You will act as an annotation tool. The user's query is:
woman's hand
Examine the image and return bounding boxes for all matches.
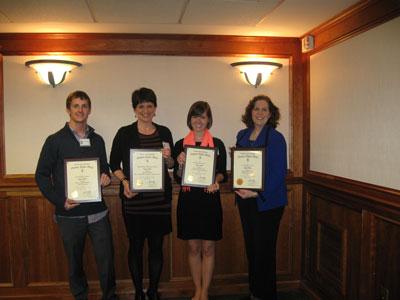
[64,198,80,210]
[176,151,186,177]
[177,151,186,165]
[100,173,111,187]
[162,147,171,159]
[235,189,258,199]
[206,182,220,193]
[206,174,223,193]
[162,147,174,168]
[122,179,138,199]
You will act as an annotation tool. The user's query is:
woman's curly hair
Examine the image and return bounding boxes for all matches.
[241,95,280,128]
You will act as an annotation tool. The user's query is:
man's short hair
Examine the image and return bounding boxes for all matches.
[66,91,91,109]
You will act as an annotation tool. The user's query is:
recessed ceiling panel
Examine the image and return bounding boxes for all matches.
[182,0,280,26]
[88,0,186,24]
[0,0,92,22]
[257,0,360,36]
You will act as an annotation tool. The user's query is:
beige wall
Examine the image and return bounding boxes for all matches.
[310,17,400,189]
[4,55,289,174]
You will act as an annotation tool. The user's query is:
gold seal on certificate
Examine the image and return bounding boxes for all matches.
[232,148,265,191]
[182,146,216,188]
[130,149,164,192]
[64,158,101,202]
[236,178,244,186]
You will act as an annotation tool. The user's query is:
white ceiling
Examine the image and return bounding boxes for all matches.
[0,0,361,37]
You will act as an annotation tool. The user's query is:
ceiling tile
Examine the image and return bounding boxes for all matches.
[0,11,10,23]
[257,0,360,36]
[182,0,281,26]
[0,0,92,22]
[88,0,186,24]
[0,0,363,37]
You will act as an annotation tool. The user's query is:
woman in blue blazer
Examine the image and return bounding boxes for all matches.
[235,95,288,300]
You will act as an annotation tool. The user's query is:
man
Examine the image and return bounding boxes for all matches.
[35,90,117,300]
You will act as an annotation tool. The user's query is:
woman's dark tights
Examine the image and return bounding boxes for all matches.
[128,235,164,294]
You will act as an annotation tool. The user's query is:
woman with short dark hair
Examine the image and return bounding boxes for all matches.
[173,101,227,300]
[235,95,287,300]
[110,87,174,300]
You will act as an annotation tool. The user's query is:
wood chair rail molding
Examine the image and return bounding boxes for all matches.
[0,174,303,195]
[304,171,400,220]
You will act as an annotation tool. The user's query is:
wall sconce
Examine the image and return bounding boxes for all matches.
[230,61,282,88]
[25,59,82,88]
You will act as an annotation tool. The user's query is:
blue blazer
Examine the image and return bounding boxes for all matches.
[236,125,288,211]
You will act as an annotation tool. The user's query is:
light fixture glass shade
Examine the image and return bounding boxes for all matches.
[230,61,282,88]
[25,59,82,87]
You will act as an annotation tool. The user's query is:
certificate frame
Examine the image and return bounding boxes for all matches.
[64,157,101,203]
[182,145,217,188]
[231,147,265,191]
[129,148,165,192]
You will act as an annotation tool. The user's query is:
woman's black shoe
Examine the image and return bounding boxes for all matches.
[146,290,160,300]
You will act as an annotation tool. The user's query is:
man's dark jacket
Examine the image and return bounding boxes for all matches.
[35,123,109,216]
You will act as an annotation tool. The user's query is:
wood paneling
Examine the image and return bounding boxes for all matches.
[316,221,347,293]
[305,188,361,300]
[8,196,27,288]
[303,178,400,300]
[290,52,305,178]
[0,34,298,56]
[24,196,68,284]
[104,194,131,281]
[170,191,190,280]
[0,181,302,299]
[0,54,4,177]
[276,187,302,278]
[0,195,12,287]
[214,192,247,277]
[374,215,400,300]
[302,0,400,54]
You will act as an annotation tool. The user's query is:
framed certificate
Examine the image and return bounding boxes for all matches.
[182,146,216,188]
[130,149,164,192]
[64,158,101,203]
[232,148,265,191]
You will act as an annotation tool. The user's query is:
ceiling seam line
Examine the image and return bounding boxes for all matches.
[178,0,190,24]
[0,9,12,22]
[84,0,98,23]
[255,0,286,27]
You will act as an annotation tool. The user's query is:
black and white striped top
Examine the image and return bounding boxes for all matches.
[124,130,172,216]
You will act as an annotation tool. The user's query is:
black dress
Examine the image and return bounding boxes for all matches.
[173,138,227,241]
[109,122,173,238]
